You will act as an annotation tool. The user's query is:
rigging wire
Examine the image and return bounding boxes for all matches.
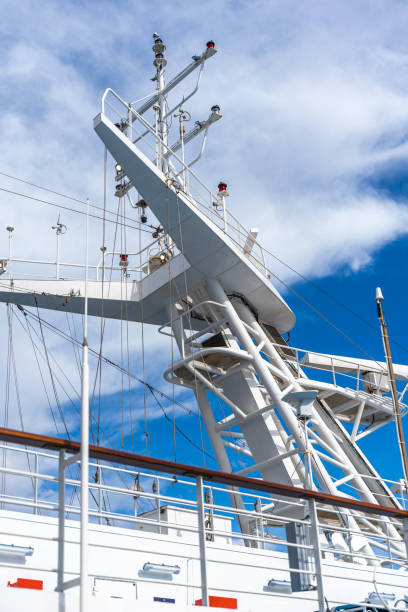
[65,311,82,380]
[14,304,212,468]
[263,264,382,364]
[12,304,209,462]
[166,185,177,462]
[122,196,135,452]
[9,313,36,495]
[12,305,128,519]
[1,304,12,505]
[137,187,149,455]
[0,170,142,231]
[18,306,61,434]
[11,306,84,511]
[148,386,215,460]
[260,242,408,355]
[19,305,194,414]
[1,170,407,357]
[120,198,125,449]
[0,185,152,234]
[92,197,122,446]
[34,299,70,439]
[1,179,404,365]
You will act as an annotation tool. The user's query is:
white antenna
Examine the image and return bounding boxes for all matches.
[152,33,168,172]
[6,225,14,281]
[52,214,67,280]
[80,198,90,612]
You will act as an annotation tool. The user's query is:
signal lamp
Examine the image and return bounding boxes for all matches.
[206,41,215,49]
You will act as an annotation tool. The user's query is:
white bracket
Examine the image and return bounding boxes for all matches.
[243,228,259,256]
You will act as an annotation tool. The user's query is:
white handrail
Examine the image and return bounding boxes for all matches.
[100,89,270,277]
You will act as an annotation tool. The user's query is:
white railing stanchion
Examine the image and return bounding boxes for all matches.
[309,499,325,612]
[403,517,408,560]
[196,476,209,606]
[34,452,39,515]
[98,465,102,525]
[57,449,66,592]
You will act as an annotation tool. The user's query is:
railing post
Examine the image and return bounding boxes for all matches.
[402,517,408,560]
[34,453,39,515]
[57,449,66,592]
[98,465,102,525]
[196,476,209,606]
[308,498,325,612]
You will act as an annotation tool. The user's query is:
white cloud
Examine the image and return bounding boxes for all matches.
[1,0,408,439]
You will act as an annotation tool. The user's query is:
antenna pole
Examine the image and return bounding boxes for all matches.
[6,226,14,281]
[376,287,408,492]
[56,220,60,280]
[52,215,67,280]
[80,198,90,612]
[152,34,168,173]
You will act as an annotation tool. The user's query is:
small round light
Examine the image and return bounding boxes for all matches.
[211,105,220,113]
[218,182,227,192]
[115,163,122,173]
[206,41,215,49]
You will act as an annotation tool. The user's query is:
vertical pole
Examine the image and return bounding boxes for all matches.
[303,418,325,612]
[308,498,325,612]
[221,194,227,232]
[157,66,167,174]
[153,104,160,168]
[196,476,209,606]
[402,517,408,560]
[6,226,14,280]
[34,453,39,515]
[56,230,60,280]
[152,35,168,173]
[80,199,90,612]
[376,287,408,492]
[98,465,102,526]
[57,449,66,592]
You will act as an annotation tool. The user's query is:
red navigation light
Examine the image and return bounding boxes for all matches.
[114,123,121,130]
[119,254,128,266]
[218,182,227,193]
[206,41,215,49]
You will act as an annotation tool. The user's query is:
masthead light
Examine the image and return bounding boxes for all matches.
[206,41,215,49]
[218,182,229,198]
[115,163,122,173]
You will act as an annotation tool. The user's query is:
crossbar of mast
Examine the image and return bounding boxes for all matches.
[135,49,216,118]
[0,427,406,520]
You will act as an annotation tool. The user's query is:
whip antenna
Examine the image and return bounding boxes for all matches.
[376,286,408,493]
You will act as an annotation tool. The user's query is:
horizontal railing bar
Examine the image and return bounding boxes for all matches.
[0,427,405,519]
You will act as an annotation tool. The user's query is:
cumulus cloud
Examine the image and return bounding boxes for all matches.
[1,0,408,441]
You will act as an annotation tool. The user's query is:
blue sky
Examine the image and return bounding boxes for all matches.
[1,0,408,492]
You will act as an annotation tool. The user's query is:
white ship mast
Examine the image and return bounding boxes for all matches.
[1,33,408,568]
